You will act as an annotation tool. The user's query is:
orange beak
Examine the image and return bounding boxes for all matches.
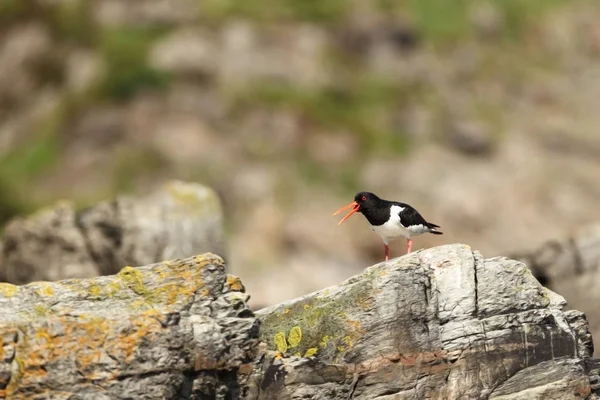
[333,201,360,225]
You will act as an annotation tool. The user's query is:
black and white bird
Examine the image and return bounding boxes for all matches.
[333,191,443,261]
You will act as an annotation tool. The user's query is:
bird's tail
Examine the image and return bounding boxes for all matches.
[427,222,443,235]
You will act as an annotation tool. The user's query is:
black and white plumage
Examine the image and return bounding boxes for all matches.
[333,191,443,261]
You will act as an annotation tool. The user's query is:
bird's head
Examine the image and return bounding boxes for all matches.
[333,191,380,225]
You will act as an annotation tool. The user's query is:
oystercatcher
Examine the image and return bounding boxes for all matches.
[333,191,443,261]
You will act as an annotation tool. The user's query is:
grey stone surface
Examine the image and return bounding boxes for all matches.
[0,181,226,284]
[490,360,590,400]
[0,253,258,399]
[0,243,597,399]
[512,224,600,352]
[252,244,597,399]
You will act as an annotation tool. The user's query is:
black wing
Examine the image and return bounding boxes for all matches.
[396,203,438,228]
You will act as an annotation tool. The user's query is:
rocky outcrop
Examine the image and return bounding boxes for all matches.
[512,224,600,355]
[0,244,596,399]
[0,253,258,399]
[252,244,597,399]
[3,1,600,309]
[0,181,225,284]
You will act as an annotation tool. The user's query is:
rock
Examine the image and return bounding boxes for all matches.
[0,244,597,398]
[65,50,104,94]
[306,131,359,166]
[0,23,52,106]
[489,360,591,399]
[469,2,504,40]
[218,22,330,89]
[94,0,199,27]
[511,224,600,354]
[445,120,495,156]
[0,181,225,284]
[251,244,597,399]
[149,28,218,77]
[0,253,260,399]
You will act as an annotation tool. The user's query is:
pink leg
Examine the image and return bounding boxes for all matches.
[406,239,413,254]
[384,244,389,261]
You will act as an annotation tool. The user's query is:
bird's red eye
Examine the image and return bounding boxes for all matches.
[362,196,367,201]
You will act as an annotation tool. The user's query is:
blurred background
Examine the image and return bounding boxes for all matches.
[1,0,600,310]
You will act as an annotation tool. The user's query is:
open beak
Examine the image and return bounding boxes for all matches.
[333,201,360,225]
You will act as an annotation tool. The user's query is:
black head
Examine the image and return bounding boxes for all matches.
[354,191,381,213]
[333,191,384,225]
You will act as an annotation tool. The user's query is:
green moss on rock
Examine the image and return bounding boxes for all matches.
[117,266,150,297]
[258,275,376,361]
[165,181,222,218]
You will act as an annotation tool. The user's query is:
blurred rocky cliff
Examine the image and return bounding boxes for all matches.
[2,0,600,309]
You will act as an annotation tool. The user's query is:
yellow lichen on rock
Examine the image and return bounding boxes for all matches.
[192,252,223,269]
[130,300,148,310]
[156,266,169,280]
[6,355,25,394]
[35,329,53,349]
[287,326,302,348]
[110,315,160,363]
[304,347,318,357]
[166,181,222,218]
[226,275,245,292]
[357,292,375,311]
[274,332,288,353]
[337,335,354,352]
[346,319,365,337]
[0,283,18,297]
[34,283,54,297]
[88,284,101,297]
[105,281,122,297]
[33,304,50,316]
[117,266,149,297]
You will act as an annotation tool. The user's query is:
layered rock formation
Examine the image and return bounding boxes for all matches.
[0,253,258,399]
[3,1,600,310]
[0,181,225,284]
[253,244,597,399]
[512,224,600,357]
[0,244,597,399]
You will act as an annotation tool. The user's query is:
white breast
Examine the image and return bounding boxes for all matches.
[370,205,429,243]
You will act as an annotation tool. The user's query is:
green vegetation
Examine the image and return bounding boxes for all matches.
[0,179,28,226]
[407,0,474,45]
[95,28,172,101]
[0,0,578,226]
[499,0,567,41]
[112,146,168,193]
[0,3,175,224]
[0,136,60,182]
[235,78,416,155]
[46,0,97,46]
[200,0,567,38]
[390,0,568,46]
[0,0,34,25]
[0,134,62,225]
[200,0,349,23]
[0,0,95,46]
